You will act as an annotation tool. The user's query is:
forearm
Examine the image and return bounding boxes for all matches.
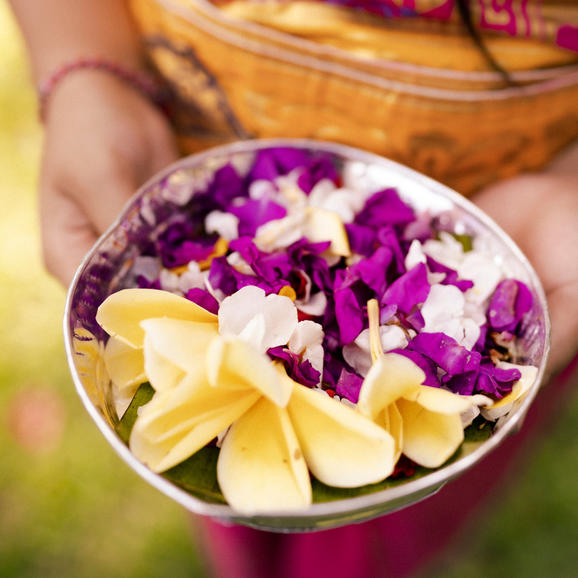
[8,0,145,82]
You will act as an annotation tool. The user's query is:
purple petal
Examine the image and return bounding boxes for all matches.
[476,361,522,399]
[334,285,365,344]
[137,275,161,290]
[297,154,340,194]
[249,148,310,182]
[350,247,393,298]
[335,368,364,403]
[381,263,430,315]
[393,348,440,387]
[209,163,246,208]
[444,370,478,395]
[228,198,287,237]
[345,223,377,257]
[185,288,219,314]
[355,188,415,228]
[409,332,481,377]
[487,279,533,332]
[267,346,320,388]
[229,237,293,283]
[208,256,261,296]
[376,226,406,278]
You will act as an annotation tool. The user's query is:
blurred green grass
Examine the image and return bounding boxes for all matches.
[0,4,576,578]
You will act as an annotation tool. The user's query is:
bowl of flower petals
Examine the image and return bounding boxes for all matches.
[65,139,550,532]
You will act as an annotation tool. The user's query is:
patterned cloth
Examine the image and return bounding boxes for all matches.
[211,0,578,53]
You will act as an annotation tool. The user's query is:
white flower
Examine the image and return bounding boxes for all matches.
[307,180,364,223]
[159,261,206,295]
[421,232,504,305]
[343,325,408,377]
[205,210,239,241]
[420,284,481,350]
[218,285,298,353]
[288,320,325,381]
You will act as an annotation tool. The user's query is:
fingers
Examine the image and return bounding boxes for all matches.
[39,183,99,286]
[547,281,578,374]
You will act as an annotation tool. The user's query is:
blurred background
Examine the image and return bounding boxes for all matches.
[0,3,577,577]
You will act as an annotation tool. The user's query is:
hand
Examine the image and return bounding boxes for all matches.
[40,71,179,285]
[473,154,578,375]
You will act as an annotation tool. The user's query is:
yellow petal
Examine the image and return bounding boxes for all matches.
[304,207,351,257]
[103,335,145,392]
[96,288,217,348]
[130,373,260,473]
[217,398,312,513]
[288,385,396,487]
[142,332,186,392]
[141,318,218,374]
[397,398,464,468]
[377,403,403,463]
[206,337,292,406]
[357,353,426,420]
[406,385,478,415]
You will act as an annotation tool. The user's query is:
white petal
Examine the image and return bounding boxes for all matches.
[297,291,327,316]
[218,286,267,338]
[308,182,362,223]
[237,313,267,350]
[422,232,464,270]
[205,210,239,241]
[218,286,298,351]
[288,384,396,487]
[227,252,255,275]
[343,326,409,378]
[421,284,465,334]
[459,251,503,304]
[404,239,426,271]
[254,213,305,252]
[217,398,312,513]
[288,320,325,377]
[262,292,299,350]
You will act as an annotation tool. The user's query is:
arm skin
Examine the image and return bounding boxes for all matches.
[8,0,179,284]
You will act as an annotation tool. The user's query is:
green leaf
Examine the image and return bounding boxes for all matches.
[163,447,226,504]
[116,382,155,444]
[451,232,473,253]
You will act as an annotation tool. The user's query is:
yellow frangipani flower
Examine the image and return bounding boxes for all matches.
[96,287,396,513]
[357,300,491,468]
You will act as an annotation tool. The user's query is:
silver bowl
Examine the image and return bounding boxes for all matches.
[64,138,550,532]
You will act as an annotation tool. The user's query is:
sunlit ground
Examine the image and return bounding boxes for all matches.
[0,4,576,577]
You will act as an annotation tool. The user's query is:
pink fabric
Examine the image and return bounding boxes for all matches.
[197,357,577,578]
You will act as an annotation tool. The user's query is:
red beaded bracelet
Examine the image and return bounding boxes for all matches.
[38,57,167,122]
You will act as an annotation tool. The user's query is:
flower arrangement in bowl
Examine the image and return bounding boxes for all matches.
[65,139,550,532]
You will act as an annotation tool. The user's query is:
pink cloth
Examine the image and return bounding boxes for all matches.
[197,358,577,578]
